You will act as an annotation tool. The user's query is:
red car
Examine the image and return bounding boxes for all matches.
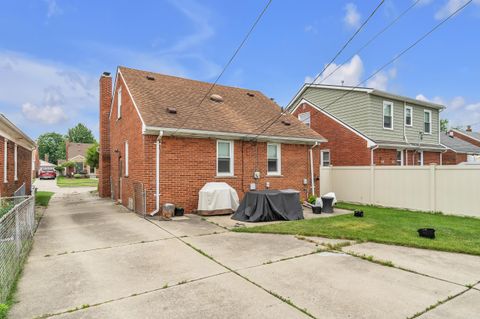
[39,168,56,180]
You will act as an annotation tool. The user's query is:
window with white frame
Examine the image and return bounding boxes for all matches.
[125,141,129,177]
[396,150,403,166]
[405,106,413,126]
[217,140,233,176]
[117,87,122,119]
[424,110,432,134]
[267,143,281,175]
[14,144,17,181]
[417,151,424,166]
[3,139,7,183]
[383,101,393,129]
[321,150,331,167]
[298,112,311,127]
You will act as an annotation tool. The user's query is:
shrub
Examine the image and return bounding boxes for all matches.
[0,304,9,319]
[74,174,82,179]
[307,195,317,205]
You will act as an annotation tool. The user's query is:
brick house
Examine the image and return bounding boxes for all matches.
[451,126,480,148]
[440,131,480,164]
[62,142,96,176]
[286,84,446,167]
[0,114,36,197]
[98,67,326,214]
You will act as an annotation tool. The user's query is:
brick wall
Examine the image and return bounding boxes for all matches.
[98,73,113,197]
[374,148,440,166]
[452,131,480,147]
[292,103,371,166]
[0,137,32,197]
[442,150,467,165]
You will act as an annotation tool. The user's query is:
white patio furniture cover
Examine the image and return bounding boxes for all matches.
[198,182,240,212]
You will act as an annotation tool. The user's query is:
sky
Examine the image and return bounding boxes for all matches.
[0,0,479,140]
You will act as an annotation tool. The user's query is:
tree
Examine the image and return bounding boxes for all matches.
[37,132,66,165]
[85,142,99,169]
[66,123,96,143]
[440,119,449,132]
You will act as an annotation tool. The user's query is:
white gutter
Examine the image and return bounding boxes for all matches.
[370,145,379,166]
[309,142,319,196]
[150,131,163,216]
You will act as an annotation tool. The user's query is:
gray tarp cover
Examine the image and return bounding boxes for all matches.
[232,190,304,222]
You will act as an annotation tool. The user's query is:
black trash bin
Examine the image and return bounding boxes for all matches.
[321,196,334,214]
[311,206,322,214]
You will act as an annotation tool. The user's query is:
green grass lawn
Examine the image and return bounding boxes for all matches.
[235,202,480,256]
[56,176,98,188]
[35,191,54,207]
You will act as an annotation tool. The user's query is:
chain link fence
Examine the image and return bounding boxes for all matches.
[133,182,146,217]
[0,196,35,303]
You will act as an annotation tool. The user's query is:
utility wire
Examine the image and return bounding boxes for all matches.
[249,0,385,140]
[171,0,273,137]
[278,0,473,135]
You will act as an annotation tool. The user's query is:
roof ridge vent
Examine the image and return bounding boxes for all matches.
[146,75,155,81]
[210,94,224,103]
[166,107,177,114]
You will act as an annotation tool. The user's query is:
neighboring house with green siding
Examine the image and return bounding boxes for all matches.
[287,84,446,166]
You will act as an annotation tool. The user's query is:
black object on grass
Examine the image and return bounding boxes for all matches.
[418,228,435,239]
[354,210,364,217]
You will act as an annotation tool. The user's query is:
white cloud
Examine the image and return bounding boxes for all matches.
[304,25,318,34]
[305,55,397,90]
[435,0,480,20]
[44,0,62,18]
[21,103,67,124]
[344,3,361,28]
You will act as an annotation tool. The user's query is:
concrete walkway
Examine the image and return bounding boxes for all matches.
[9,185,480,318]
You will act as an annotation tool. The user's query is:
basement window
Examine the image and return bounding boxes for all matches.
[267,143,281,175]
[117,87,122,119]
[298,112,311,127]
[217,140,233,176]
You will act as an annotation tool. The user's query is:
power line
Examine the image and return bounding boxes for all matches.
[278,0,473,136]
[249,0,385,140]
[171,0,273,137]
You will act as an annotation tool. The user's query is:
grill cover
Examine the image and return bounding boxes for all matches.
[197,182,239,215]
[232,189,304,222]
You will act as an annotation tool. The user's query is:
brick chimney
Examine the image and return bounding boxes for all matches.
[466,125,472,132]
[98,71,112,197]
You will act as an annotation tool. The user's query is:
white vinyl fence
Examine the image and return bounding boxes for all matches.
[0,196,35,303]
[320,165,480,217]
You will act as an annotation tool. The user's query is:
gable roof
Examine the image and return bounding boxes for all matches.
[441,133,480,154]
[452,129,480,142]
[286,83,445,111]
[66,142,93,160]
[0,114,36,150]
[117,66,326,144]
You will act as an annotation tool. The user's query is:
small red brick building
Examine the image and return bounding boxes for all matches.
[441,129,480,164]
[286,84,446,167]
[98,67,326,214]
[0,114,36,197]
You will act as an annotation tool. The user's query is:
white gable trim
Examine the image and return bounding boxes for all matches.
[69,155,86,162]
[108,68,146,128]
[452,129,480,143]
[290,99,376,148]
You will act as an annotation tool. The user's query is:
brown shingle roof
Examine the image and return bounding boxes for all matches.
[118,66,326,143]
[66,142,93,160]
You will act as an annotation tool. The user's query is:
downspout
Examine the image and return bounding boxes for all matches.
[150,131,163,216]
[370,145,379,166]
[309,142,319,196]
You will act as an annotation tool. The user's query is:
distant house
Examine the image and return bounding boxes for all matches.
[451,126,480,148]
[98,66,326,213]
[0,114,36,197]
[440,132,480,164]
[287,84,446,166]
[64,142,96,176]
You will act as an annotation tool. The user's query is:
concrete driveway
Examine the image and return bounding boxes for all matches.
[9,187,480,318]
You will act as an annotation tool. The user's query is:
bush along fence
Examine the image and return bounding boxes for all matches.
[0,196,35,303]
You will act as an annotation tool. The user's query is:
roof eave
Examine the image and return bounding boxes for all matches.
[0,114,36,150]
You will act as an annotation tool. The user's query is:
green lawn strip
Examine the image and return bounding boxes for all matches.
[56,177,98,188]
[234,202,480,256]
[35,191,54,207]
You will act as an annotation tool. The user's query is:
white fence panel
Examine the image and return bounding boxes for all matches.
[320,165,480,217]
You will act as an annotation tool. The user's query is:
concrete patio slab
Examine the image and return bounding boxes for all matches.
[304,236,355,247]
[183,232,318,270]
[56,272,310,319]
[9,239,226,319]
[418,289,480,319]
[239,253,464,319]
[346,242,480,285]
[151,214,227,237]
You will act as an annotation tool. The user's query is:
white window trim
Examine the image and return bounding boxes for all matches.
[124,141,129,177]
[418,151,424,166]
[3,139,7,183]
[14,143,17,181]
[424,110,432,135]
[298,112,311,127]
[321,150,331,167]
[117,87,122,119]
[396,149,404,166]
[267,143,282,176]
[404,106,413,127]
[216,140,234,177]
[383,101,394,130]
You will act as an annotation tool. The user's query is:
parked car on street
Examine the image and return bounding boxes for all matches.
[39,168,56,180]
